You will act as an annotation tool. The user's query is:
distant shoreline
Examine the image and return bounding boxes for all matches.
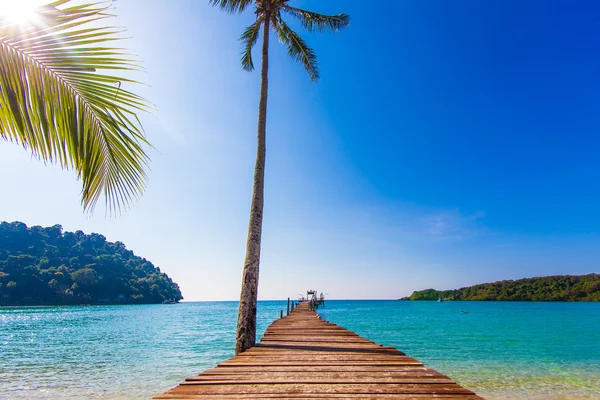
[4,298,600,307]
[401,273,599,302]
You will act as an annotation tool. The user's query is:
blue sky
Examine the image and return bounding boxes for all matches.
[1,0,599,300]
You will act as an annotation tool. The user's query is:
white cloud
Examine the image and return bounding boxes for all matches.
[421,209,487,241]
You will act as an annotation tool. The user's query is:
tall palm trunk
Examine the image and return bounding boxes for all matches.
[235,17,270,355]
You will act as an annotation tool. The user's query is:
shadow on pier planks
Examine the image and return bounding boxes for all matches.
[153,301,485,399]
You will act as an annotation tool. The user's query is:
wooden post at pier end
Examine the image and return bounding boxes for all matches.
[153,300,485,400]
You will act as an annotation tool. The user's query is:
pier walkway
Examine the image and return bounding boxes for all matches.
[153,301,484,399]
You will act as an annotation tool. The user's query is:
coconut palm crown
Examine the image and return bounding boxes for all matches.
[0,1,150,214]
[211,0,349,354]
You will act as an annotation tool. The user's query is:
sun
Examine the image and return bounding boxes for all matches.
[0,0,46,25]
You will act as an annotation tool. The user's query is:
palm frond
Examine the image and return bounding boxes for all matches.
[274,18,318,81]
[209,0,253,14]
[0,1,151,215]
[239,18,261,71]
[282,6,350,33]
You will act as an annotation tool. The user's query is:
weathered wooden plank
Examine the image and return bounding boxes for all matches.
[251,345,399,352]
[189,372,449,380]
[248,345,405,355]
[199,366,436,373]
[198,366,438,374]
[167,383,475,395]
[155,395,485,399]
[182,379,455,385]
[220,360,423,366]
[243,349,405,355]
[265,330,357,332]
[260,339,376,344]
[262,332,355,335]
[229,355,421,361]
[253,342,384,348]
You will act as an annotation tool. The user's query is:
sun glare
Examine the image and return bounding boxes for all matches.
[0,0,46,25]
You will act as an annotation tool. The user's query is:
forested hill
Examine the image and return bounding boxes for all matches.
[0,221,182,306]
[402,274,600,301]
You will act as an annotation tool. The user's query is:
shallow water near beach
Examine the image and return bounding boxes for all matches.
[1,300,598,399]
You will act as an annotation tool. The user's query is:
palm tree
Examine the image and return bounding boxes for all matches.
[211,0,349,354]
[0,1,150,214]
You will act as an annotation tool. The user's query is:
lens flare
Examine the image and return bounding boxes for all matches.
[0,0,46,25]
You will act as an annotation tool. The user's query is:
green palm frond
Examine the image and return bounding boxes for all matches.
[240,18,261,71]
[274,18,318,81]
[282,6,350,33]
[209,0,253,14]
[0,0,151,215]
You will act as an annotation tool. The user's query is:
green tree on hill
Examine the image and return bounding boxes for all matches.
[403,274,600,302]
[0,221,182,305]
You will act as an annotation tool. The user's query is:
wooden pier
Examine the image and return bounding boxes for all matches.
[153,301,484,399]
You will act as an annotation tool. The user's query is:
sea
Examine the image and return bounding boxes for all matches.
[1,300,599,399]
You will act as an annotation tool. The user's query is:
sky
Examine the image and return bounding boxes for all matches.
[1,0,599,300]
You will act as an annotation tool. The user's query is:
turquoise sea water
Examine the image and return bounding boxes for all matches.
[1,301,599,399]
[319,301,600,400]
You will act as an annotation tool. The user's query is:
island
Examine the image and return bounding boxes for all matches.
[0,221,182,306]
[401,273,600,301]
